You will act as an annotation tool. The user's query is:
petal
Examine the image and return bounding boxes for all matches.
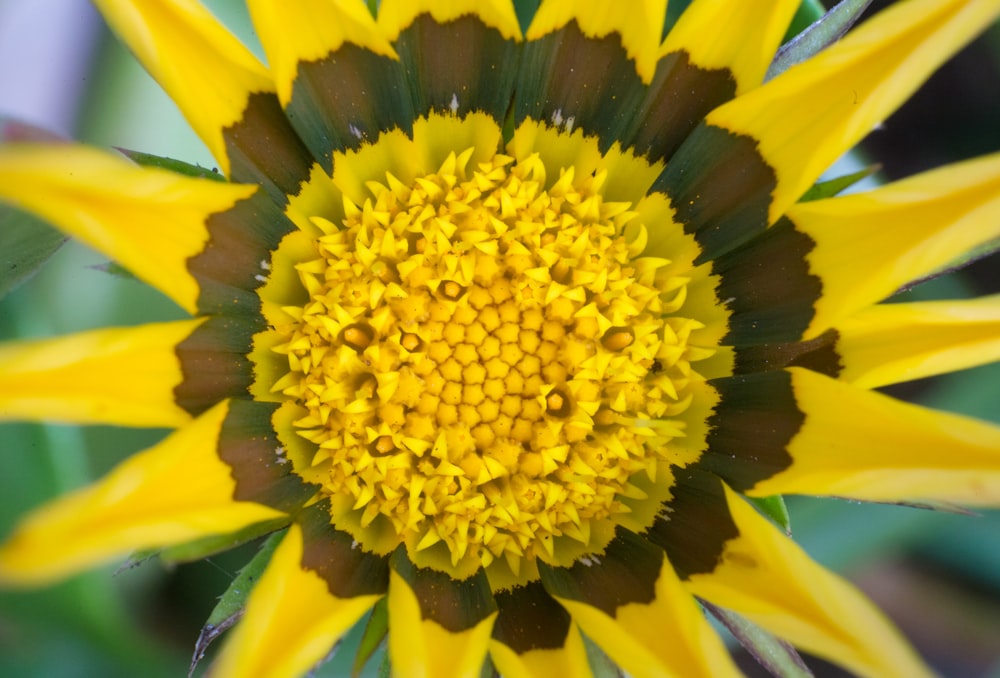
[516,1,665,144]
[488,581,591,678]
[747,367,1000,505]
[787,152,1000,337]
[707,0,1000,224]
[0,143,256,314]
[835,295,1000,388]
[212,514,387,678]
[659,0,799,94]
[382,0,523,125]
[0,319,202,427]
[94,0,316,198]
[526,0,665,83]
[0,400,284,586]
[684,481,932,678]
[93,0,266,175]
[538,528,740,678]
[388,551,498,678]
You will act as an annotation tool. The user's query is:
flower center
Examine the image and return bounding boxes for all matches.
[270,144,697,580]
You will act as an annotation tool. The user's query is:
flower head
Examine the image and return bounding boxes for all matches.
[2,0,1000,676]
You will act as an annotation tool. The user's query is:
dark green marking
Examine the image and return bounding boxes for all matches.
[697,371,802,491]
[390,548,497,633]
[734,330,843,378]
[492,580,572,653]
[646,467,738,580]
[217,399,315,513]
[394,15,521,124]
[655,123,777,263]
[223,91,317,204]
[299,501,390,598]
[713,216,823,344]
[173,315,260,416]
[538,527,661,615]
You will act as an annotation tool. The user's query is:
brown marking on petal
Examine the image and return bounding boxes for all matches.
[713,217,823,345]
[623,51,736,163]
[537,527,660,615]
[217,399,315,512]
[298,500,390,598]
[697,371,801,491]
[174,315,258,416]
[186,190,295,316]
[394,14,521,122]
[223,91,316,204]
[734,330,843,377]
[645,467,738,579]
[515,22,646,149]
[492,581,572,653]
[655,123,777,263]
[390,548,497,632]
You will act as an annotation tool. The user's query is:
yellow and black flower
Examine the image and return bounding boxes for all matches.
[2,0,1000,676]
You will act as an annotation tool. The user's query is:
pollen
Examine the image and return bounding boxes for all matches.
[269,146,704,577]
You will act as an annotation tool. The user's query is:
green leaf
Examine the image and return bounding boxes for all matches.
[582,632,624,678]
[799,164,881,202]
[748,495,792,535]
[784,0,826,41]
[352,598,389,678]
[768,0,874,81]
[703,600,815,678]
[189,530,286,675]
[150,517,289,567]
[0,204,67,301]
[116,147,225,181]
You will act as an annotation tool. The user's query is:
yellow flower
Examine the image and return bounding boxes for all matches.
[2,0,1000,676]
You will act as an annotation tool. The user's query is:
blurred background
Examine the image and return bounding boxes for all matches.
[0,0,997,676]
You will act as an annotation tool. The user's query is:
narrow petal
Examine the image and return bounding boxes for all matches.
[0,319,202,427]
[836,295,1000,388]
[388,552,497,678]
[685,482,932,678]
[212,515,387,678]
[706,0,1000,224]
[748,367,1000,505]
[489,581,591,678]
[787,152,1000,337]
[660,0,799,94]
[0,144,256,314]
[0,400,284,586]
[94,0,315,197]
[538,528,740,678]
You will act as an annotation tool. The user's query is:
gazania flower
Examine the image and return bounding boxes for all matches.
[2,0,1000,675]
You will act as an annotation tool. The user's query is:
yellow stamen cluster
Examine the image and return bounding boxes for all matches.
[274,148,697,576]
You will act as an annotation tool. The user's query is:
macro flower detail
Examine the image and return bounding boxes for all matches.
[1,0,1000,677]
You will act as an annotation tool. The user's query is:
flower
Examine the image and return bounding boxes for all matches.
[2,0,1000,676]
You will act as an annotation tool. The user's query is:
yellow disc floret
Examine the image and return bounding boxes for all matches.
[268,142,700,580]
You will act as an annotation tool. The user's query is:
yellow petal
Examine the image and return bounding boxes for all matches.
[748,367,1000,505]
[0,144,256,314]
[212,521,384,678]
[526,0,665,83]
[0,319,203,427]
[836,295,1000,388]
[93,0,273,175]
[707,0,1000,222]
[379,0,522,42]
[388,557,497,678]
[787,152,1000,337]
[687,483,932,678]
[659,0,800,93]
[248,0,397,106]
[0,400,283,586]
[540,529,740,678]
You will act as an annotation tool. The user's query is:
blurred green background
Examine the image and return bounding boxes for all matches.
[0,1,998,676]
